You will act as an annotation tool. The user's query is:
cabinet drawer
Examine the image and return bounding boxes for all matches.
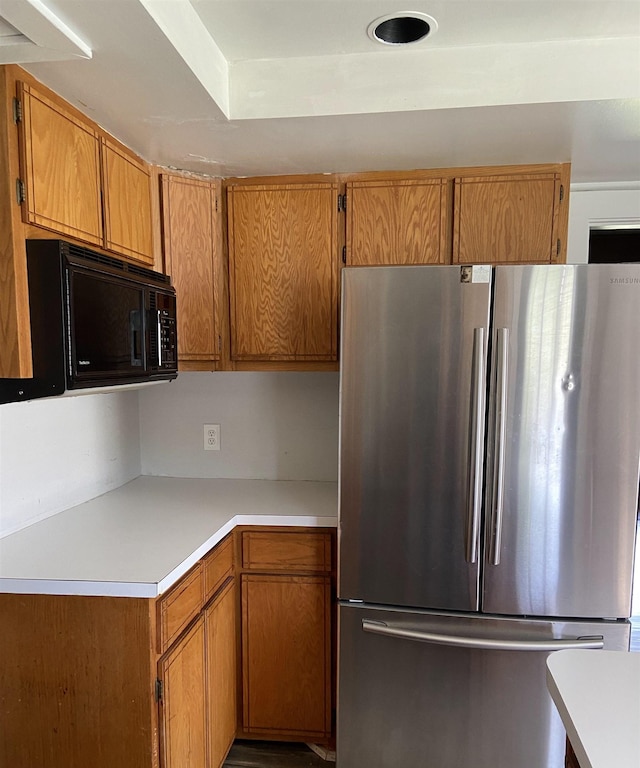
[242,531,332,572]
[158,563,204,653]
[203,534,234,602]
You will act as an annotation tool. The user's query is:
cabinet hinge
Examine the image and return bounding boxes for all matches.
[342,245,347,264]
[16,178,25,205]
[559,184,564,202]
[215,196,218,212]
[155,678,163,703]
[338,193,347,213]
[12,97,22,124]
[557,239,561,256]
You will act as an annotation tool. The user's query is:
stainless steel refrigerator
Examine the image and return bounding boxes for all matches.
[337,264,640,768]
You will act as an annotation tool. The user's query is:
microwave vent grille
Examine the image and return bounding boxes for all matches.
[58,241,171,286]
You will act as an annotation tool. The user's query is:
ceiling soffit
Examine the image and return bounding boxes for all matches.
[138,0,640,120]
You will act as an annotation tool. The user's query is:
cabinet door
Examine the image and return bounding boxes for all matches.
[101,138,154,264]
[161,175,218,367]
[18,81,103,246]
[158,617,207,768]
[347,178,449,265]
[227,183,338,361]
[453,172,563,264]
[241,573,331,739]
[206,579,237,768]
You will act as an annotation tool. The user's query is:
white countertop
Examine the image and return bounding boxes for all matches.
[546,649,640,768]
[0,476,337,598]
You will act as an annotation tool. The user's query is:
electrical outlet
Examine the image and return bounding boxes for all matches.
[203,424,220,451]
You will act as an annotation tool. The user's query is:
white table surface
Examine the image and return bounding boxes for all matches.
[0,476,338,598]
[546,649,640,768]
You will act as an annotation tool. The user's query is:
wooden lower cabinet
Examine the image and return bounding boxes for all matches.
[0,535,237,768]
[0,594,158,768]
[159,578,237,768]
[159,616,208,768]
[242,573,331,738]
[206,580,238,768]
[238,528,335,744]
[0,528,334,766]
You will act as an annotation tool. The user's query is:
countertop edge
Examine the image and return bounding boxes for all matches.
[0,511,338,598]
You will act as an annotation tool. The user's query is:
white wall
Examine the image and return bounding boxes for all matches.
[0,391,141,537]
[567,182,640,263]
[139,372,339,482]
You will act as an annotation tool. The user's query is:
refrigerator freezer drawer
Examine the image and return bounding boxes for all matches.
[337,604,630,768]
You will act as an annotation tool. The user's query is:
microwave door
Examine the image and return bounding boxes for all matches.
[68,270,146,385]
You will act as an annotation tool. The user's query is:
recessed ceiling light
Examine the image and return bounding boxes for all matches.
[368,12,437,46]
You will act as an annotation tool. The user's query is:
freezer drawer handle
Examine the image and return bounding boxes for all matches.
[361,619,604,651]
[465,327,486,564]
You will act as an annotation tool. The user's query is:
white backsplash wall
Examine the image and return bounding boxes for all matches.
[139,372,339,481]
[0,390,141,537]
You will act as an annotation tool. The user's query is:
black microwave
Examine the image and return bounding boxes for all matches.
[0,240,177,404]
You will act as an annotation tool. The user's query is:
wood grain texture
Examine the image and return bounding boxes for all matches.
[452,173,560,264]
[204,533,235,602]
[242,531,332,572]
[347,178,449,265]
[102,137,154,263]
[161,173,218,363]
[157,562,204,653]
[206,579,238,768]
[18,81,103,245]
[227,183,338,361]
[241,574,331,738]
[0,593,156,768]
[0,66,32,377]
[159,616,207,768]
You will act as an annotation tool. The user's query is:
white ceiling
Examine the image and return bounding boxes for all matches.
[5,0,640,182]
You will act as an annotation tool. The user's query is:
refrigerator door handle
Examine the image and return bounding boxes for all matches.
[361,619,604,651]
[488,327,509,566]
[465,327,486,564]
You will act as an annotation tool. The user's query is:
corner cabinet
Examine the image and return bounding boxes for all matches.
[160,173,226,370]
[238,528,334,743]
[226,180,339,367]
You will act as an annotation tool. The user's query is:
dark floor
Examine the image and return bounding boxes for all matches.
[223,741,331,768]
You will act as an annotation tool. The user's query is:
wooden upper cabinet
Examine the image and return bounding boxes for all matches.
[227,181,339,362]
[18,81,103,246]
[346,178,449,265]
[452,170,566,264]
[101,138,154,264]
[161,174,219,368]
